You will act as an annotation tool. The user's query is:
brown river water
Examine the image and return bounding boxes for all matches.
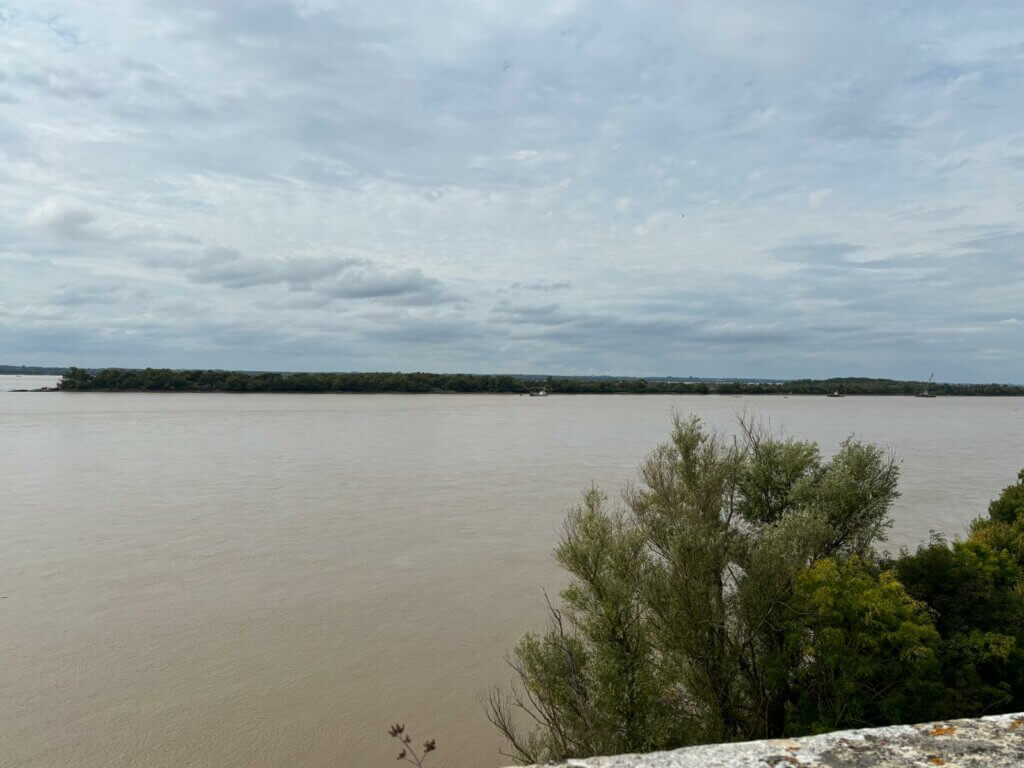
[2,375,1023,767]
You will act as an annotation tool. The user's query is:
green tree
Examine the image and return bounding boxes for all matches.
[485,489,688,762]
[971,470,1024,564]
[784,557,943,733]
[487,416,902,762]
[893,532,1024,715]
[986,470,1024,525]
[59,366,91,390]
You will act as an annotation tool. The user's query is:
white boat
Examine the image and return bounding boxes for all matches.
[529,389,548,397]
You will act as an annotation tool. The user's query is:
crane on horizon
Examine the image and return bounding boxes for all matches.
[916,373,937,398]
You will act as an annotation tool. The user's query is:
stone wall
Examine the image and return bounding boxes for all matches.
[516,712,1024,767]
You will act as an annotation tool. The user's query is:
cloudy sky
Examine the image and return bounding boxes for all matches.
[2,1,1023,380]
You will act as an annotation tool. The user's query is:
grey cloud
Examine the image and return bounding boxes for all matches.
[185,248,360,290]
[15,66,108,100]
[279,257,359,288]
[769,242,863,265]
[490,295,803,350]
[892,206,969,222]
[957,229,1024,260]
[28,199,99,240]
[254,294,336,311]
[492,301,582,326]
[185,248,268,289]
[768,242,954,280]
[503,312,807,362]
[51,283,142,306]
[183,248,452,305]
[358,311,485,346]
[318,268,445,302]
[510,280,571,291]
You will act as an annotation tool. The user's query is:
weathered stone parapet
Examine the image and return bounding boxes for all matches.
[517,712,1024,767]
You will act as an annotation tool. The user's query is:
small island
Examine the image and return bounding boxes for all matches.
[49,366,1024,395]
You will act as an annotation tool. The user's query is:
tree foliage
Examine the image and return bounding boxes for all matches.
[785,557,942,734]
[892,472,1024,717]
[486,490,686,761]
[489,416,1024,763]
[970,470,1024,564]
[487,416,904,762]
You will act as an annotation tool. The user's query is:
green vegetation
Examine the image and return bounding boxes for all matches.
[0,365,68,375]
[487,417,1024,763]
[55,367,1024,395]
[58,367,530,393]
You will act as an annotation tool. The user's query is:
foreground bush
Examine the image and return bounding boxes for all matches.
[892,472,1024,718]
[488,416,1024,763]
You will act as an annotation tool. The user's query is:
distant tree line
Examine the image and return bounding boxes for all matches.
[58,367,531,393]
[0,365,68,375]
[57,367,1024,395]
[488,416,1024,763]
[745,376,1024,396]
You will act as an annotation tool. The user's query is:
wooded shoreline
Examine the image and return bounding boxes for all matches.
[51,367,1024,396]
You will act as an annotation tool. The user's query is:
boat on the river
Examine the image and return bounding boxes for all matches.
[916,373,937,398]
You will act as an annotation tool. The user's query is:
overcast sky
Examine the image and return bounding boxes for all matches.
[2,1,1023,380]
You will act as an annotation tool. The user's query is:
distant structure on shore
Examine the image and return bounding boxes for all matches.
[915,373,938,398]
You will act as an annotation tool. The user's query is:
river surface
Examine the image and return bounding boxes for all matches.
[2,376,1023,767]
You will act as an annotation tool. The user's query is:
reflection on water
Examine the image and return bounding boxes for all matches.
[2,380,1022,767]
